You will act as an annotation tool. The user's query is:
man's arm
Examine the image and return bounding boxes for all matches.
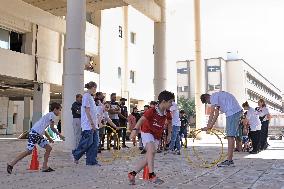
[106,117,120,130]
[203,106,219,130]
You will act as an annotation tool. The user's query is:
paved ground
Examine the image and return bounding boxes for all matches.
[0,136,284,189]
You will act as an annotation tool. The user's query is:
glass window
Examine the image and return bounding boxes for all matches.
[0,28,9,49]
[130,32,136,44]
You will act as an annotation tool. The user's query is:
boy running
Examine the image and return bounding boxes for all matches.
[128,90,174,184]
[7,102,65,174]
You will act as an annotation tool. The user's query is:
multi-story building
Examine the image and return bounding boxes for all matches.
[177,57,283,127]
[0,1,158,136]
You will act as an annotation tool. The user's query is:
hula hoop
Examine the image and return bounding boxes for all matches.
[184,129,226,168]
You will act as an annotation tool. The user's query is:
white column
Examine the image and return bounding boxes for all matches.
[0,97,9,134]
[154,0,166,100]
[194,0,205,135]
[32,83,50,125]
[6,100,15,134]
[23,97,32,131]
[122,6,130,110]
[62,0,85,150]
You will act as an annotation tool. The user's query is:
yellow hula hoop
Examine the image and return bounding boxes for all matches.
[97,125,120,163]
[184,129,226,168]
[97,126,140,163]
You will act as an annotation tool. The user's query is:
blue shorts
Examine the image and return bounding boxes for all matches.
[26,130,48,151]
[226,111,243,137]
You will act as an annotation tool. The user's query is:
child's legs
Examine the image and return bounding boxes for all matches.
[10,130,41,166]
[134,142,156,174]
[9,150,32,166]
[42,144,52,169]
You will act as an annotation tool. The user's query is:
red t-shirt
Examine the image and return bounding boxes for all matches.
[141,107,172,139]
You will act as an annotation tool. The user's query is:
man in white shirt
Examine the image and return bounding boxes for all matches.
[200,91,242,167]
[169,101,181,155]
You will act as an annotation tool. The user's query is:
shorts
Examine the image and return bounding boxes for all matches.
[26,130,48,151]
[179,127,188,138]
[226,111,243,137]
[141,132,160,150]
[242,136,249,144]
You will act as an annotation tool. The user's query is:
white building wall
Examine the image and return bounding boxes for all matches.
[128,7,154,102]
[100,8,124,96]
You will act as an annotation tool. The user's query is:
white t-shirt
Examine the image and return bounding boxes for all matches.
[81,93,98,131]
[103,111,110,121]
[246,107,261,131]
[257,107,270,121]
[170,102,181,126]
[32,112,56,135]
[210,91,242,117]
[96,104,104,125]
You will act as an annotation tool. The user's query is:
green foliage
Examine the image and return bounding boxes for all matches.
[177,96,196,116]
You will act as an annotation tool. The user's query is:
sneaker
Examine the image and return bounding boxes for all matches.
[7,164,13,174]
[141,149,147,154]
[249,150,258,154]
[176,151,181,155]
[128,172,136,185]
[149,175,164,184]
[156,149,162,153]
[217,160,235,167]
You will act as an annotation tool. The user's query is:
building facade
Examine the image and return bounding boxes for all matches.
[0,1,160,136]
[177,57,284,127]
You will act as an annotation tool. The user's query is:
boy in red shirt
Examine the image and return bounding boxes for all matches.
[128,90,174,184]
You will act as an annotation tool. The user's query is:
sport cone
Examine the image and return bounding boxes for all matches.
[29,146,39,170]
[143,165,149,180]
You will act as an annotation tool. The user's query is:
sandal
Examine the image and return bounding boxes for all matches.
[7,164,13,174]
[42,167,55,172]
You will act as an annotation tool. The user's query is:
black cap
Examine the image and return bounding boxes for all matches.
[120,98,127,101]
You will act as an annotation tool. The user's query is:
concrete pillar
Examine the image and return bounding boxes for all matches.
[122,6,130,110]
[91,10,101,89]
[0,97,9,134]
[6,100,15,134]
[32,83,50,125]
[194,0,205,133]
[63,0,85,150]
[154,0,167,100]
[23,97,32,131]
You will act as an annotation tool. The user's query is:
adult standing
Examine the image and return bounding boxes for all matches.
[257,99,271,150]
[119,98,128,148]
[108,93,121,149]
[169,101,181,155]
[71,94,82,149]
[200,91,243,167]
[72,81,100,166]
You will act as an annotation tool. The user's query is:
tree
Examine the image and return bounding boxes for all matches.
[177,96,196,116]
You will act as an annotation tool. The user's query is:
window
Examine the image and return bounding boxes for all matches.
[118,67,121,78]
[119,26,122,38]
[130,32,136,44]
[0,28,23,52]
[130,70,135,83]
[184,86,189,92]
[177,68,187,74]
[0,28,9,49]
[177,87,182,92]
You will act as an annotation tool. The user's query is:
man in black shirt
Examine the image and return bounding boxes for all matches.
[71,94,82,149]
[119,98,128,148]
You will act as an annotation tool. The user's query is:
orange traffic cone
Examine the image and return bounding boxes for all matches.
[143,165,149,180]
[29,146,39,170]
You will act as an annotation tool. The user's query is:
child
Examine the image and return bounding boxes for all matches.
[179,110,189,148]
[7,102,64,174]
[128,90,174,184]
[242,101,261,154]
